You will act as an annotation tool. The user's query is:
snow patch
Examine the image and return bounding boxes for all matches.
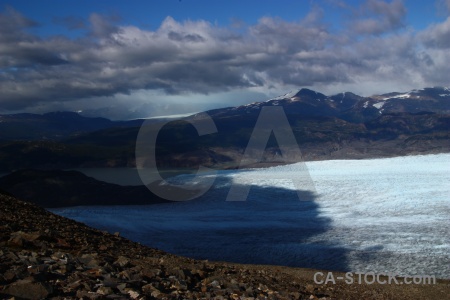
[373,102,385,109]
[383,92,411,100]
[268,90,300,101]
[145,112,198,119]
[243,101,262,108]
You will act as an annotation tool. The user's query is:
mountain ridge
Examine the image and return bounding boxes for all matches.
[206,86,450,123]
[0,86,448,171]
[0,169,168,208]
[1,86,449,141]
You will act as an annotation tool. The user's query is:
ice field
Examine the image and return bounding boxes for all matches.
[52,153,450,278]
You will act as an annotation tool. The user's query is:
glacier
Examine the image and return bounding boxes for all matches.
[52,153,450,278]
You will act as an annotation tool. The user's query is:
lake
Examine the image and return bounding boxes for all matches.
[52,153,450,278]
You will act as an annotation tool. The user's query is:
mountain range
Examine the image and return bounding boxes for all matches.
[0,86,448,171]
[1,86,449,141]
[207,86,450,121]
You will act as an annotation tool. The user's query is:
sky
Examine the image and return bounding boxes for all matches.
[0,0,449,119]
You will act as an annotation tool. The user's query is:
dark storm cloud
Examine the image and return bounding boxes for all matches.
[350,0,407,35]
[0,45,68,67]
[419,17,450,49]
[0,0,449,115]
[0,8,68,68]
[168,31,205,42]
[88,13,122,38]
[0,6,38,42]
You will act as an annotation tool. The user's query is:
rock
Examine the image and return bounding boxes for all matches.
[141,268,161,280]
[7,235,25,247]
[76,290,102,299]
[116,283,128,294]
[50,251,66,261]
[56,238,71,248]
[151,289,162,298]
[127,289,140,299]
[79,254,100,268]
[3,270,17,282]
[114,256,131,268]
[66,279,82,290]
[6,252,18,261]
[169,267,186,280]
[118,270,132,280]
[210,280,221,288]
[97,286,114,295]
[306,284,315,293]
[27,264,49,275]
[3,279,53,299]
[102,276,118,288]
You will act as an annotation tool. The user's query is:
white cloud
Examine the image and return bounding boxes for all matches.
[0,2,449,118]
[419,16,450,49]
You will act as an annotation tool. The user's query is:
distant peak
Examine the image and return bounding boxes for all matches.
[295,88,327,98]
[297,88,317,94]
[432,86,450,91]
[268,88,331,102]
[268,89,301,101]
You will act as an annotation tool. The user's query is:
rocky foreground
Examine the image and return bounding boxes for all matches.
[1,192,449,299]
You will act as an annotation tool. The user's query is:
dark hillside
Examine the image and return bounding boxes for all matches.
[0,169,167,208]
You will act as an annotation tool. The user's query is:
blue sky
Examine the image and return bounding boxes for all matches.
[0,0,449,119]
[6,1,445,36]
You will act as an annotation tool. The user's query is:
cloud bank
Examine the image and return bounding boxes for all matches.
[0,1,449,118]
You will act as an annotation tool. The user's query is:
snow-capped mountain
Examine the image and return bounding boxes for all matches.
[0,86,448,171]
[207,86,450,123]
[370,86,450,115]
